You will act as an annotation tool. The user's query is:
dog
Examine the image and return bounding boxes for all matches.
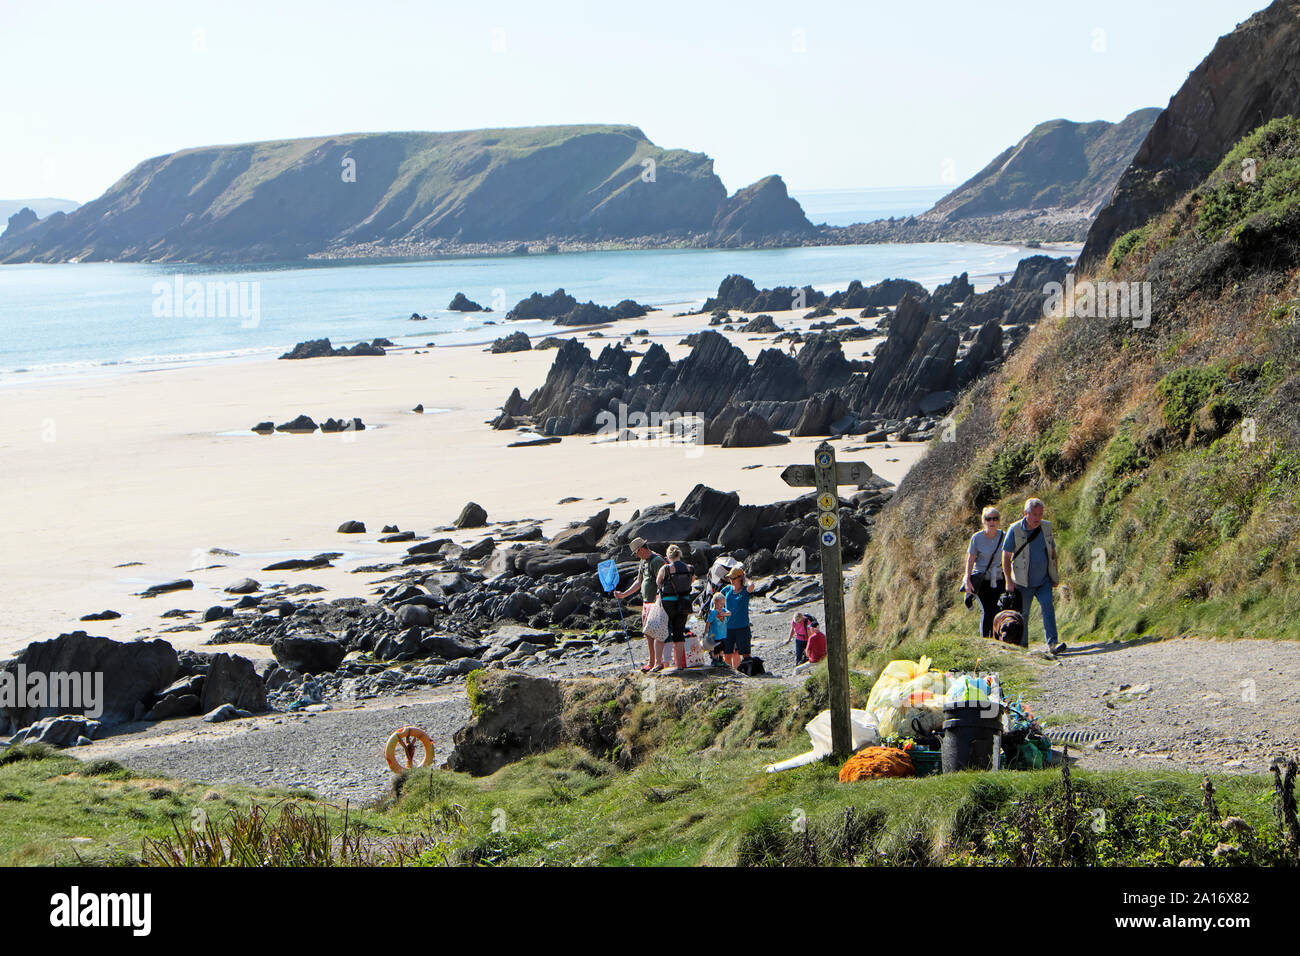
[992,609,1025,646]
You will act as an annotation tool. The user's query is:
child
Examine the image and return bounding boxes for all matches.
[804,619,827,665]
[794,617,827,673]
[706,593,730,668]
[783,612,810,665]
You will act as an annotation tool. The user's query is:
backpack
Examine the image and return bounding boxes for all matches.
[661,559,693,600]
[737,656,766,677]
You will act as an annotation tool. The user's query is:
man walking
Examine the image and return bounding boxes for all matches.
[1001,498,1067,656]
[617,537,666,670]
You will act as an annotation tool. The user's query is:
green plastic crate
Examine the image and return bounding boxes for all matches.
[909,748,943,777]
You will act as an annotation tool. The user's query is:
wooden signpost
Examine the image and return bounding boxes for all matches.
[782,441,873,758]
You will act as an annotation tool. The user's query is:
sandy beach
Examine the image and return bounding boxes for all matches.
[0,303,927,660]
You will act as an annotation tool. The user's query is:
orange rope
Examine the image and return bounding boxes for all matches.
[839,746,915,782]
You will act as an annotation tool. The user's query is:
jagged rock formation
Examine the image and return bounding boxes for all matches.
[504,290,650,326]
[1081,0,1300,269]
[0,125,814,263]
[495,260,1069,436]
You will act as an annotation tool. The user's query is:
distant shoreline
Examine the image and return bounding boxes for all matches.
[0,241,1079,387]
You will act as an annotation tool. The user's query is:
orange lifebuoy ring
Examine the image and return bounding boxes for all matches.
[385,726,434,772]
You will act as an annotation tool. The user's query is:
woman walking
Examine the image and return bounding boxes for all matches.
[964,506,1006,639]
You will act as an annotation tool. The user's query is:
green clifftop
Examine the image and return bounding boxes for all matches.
[0,125,812,263]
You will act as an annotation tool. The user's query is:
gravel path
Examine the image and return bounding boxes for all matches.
[1025,636,1300,775]
[71,590,818,805]
[77,690,470,806]
[82,590,1300,807]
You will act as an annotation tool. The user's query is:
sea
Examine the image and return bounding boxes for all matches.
[0,187,1072,383]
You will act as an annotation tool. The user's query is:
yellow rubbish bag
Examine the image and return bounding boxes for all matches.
[866,657,948,739]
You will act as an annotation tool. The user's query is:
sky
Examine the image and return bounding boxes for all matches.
[0,0,1272,203]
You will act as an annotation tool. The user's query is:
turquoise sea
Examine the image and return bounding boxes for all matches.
[0,188,1072,382]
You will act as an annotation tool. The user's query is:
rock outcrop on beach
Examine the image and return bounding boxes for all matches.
[1080,0,1300,270]
[447,292,485,312]
[0,632,178,730]
[497,262,1067,433]
[279,338,387,359]
[828,109,1160,244]
[504,289,651,326]
[489,331,532,353]
[0,125,815,263]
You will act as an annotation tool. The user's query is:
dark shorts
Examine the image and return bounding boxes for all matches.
[722,625,752,655]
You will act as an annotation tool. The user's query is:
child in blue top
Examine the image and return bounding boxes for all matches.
[705,593,730,668]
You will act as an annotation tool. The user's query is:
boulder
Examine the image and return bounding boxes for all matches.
[79,610,121,621]
[139,579,193,598]
[460,537,496,561]
[199,653,267,714]
[741,314,781,333]
[270,634,346,675]
[454,502,488,528]
[550,509,610,553]
[1,632,178,729]
[395,604,437,628]
[276,414,318,433]
[419,634,487,660]
[202,704,241,723]
[279,338,336,360]
[444,672,566,775]
[490,331,532,353]
[791,391,849,437]
[373,627,424,662]
[9,715,100,748]
[224,578,260,594]
[145,693,201,721]
[721,411,789,447]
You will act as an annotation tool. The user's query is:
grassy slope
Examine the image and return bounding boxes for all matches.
[854,116,1300,649]
[4,687,1291,867]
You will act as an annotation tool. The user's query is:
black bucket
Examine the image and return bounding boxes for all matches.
[940,701,1002,773]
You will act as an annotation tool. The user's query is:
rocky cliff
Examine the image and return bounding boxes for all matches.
[1080,0,1300,269]
[0,126,813,263]
[855,93,1300,644]
[828,110,1159,244]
